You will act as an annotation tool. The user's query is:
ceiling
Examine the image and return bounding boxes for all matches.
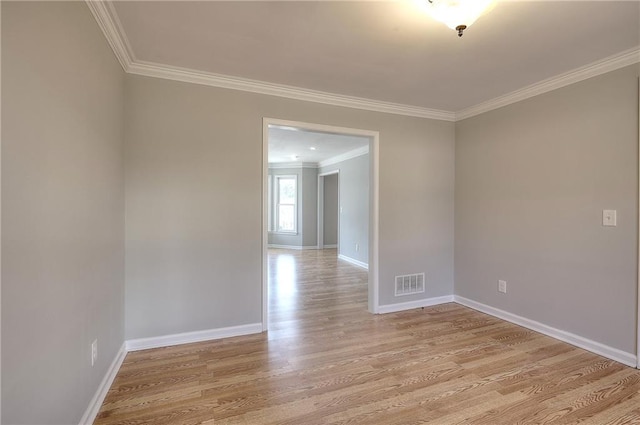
[268,126,370,164]
[110,1,639,115]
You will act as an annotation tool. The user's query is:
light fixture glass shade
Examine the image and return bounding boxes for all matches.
[425,0,495,31]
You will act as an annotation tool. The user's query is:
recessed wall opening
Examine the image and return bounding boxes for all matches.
[262,118,380,331]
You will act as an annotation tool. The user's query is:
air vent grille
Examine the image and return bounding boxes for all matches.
[395,273,425,296]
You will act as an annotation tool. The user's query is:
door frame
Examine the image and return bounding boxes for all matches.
[262,117,380,330]
[637,78,639,369]
[317,170,340,250]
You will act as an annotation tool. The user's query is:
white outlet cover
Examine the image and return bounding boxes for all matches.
[498,280,507,294]
[602,210,617,227]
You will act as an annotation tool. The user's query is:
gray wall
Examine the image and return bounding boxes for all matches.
[2,2,125,424]
[323,173,339,246]
[301,167,319,247]
[125,73,455,338]
[455,64,639,354]
[321,154,370,265]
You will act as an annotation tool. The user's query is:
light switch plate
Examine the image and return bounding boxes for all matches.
[603,210,617,227]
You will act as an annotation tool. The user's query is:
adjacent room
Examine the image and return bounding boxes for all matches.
[2,1,639,424]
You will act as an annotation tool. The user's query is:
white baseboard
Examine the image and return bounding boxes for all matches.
[378,295,454,314]
[321,244,338,249]
[453,296,637,368]
[126,323,263,352]
[79,342,127,425]
[338,254,368,269]
[268,244,318,250]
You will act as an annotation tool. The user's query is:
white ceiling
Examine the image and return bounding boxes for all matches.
[110,1,639,114]
[268,126,369,164]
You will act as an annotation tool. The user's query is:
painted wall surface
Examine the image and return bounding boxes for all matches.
[1,2,125,424]
[302,167,319,247]
[267,167,303,247]
[323,173,339,246]
[321,154,369,265]
[125,74,455,338]
[455,65,639,354]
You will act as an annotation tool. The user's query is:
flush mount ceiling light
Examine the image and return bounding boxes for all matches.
[425,0,496,37]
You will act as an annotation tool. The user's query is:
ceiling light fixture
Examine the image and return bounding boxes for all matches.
[309,147,316,151]
[425,0,496,37]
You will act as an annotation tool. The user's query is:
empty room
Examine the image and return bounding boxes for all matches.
[2,1,640,424]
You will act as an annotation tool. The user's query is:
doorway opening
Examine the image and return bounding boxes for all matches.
[262,118,380,331]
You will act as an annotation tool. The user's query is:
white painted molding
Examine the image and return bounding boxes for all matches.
[338,254,368,270]
[126,323,262,352]
[84,1,133,71]
[454,296,637,368]
[268,244,319,250]
[128,61,455,121]
[78,342,127,425]
[87,2,638,123]
[321,244,338,249]
[318,146,369,168]
[268,162,318,169]
[378,295,454,314]
[456,46,640,121]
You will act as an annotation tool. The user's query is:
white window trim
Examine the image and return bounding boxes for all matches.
[274,174,298,234]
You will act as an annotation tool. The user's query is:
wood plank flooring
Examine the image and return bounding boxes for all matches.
[95,249,640,424]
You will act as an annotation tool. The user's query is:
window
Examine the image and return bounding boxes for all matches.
[275,175,297,233]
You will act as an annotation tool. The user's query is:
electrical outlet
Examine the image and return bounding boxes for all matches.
[355,243,359,252]
[498,280,507,294]
[91,339,98,366]
[602,210,617,226]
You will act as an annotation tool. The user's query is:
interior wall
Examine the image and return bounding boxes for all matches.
[301,167,319,247]
[455,64,639,355]
[320,154,369,265]
[125,73,455,339]
[1,2,125,424]
[323,173,339,246]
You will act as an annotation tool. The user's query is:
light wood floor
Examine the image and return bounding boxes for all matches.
[95,249,640,424]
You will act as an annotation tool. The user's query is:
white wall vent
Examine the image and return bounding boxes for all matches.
[395,273,425,296]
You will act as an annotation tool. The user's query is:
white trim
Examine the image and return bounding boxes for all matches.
[370,132,380,314]
[318,146,369,168]
[378,295,454,314]
[84,1,133,71]
[456,47,640,120]
[637,77,640,369]
[78,343,127,425]
[338,254,368,270]
[84,1,452,121]
[454,296,637,368]
[274,174,298,234]
[129,61,454,121]
[87,4,638,123]
[322,244,338,249]
[125,323,262,352]
[268,244,319,250]
[268,162,318,169]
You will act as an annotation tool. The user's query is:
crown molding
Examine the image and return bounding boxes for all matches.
[87,1,639,124]
[85,0,454,122]
[319,145,369,168]
[456,46,640,121]
[268,162,318,169]
[85,1,134,70]
[127,60,456,121]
